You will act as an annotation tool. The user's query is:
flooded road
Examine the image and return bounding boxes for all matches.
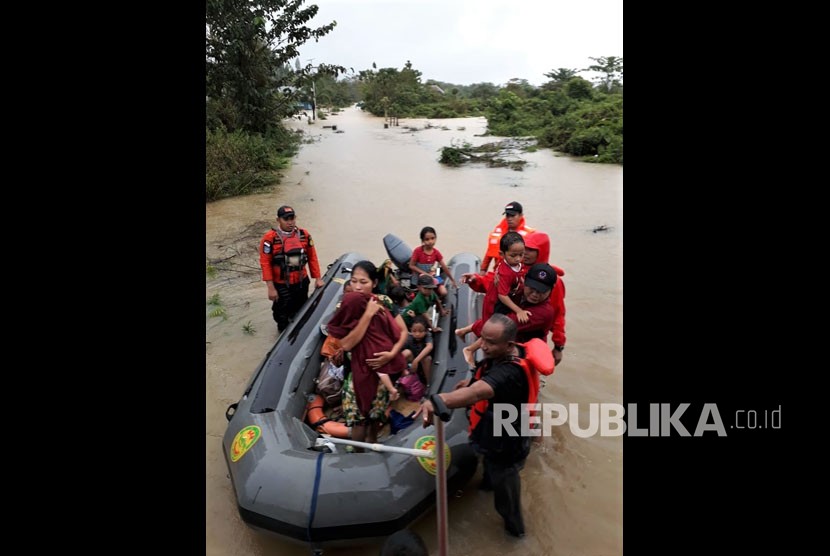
[206,106,622,556]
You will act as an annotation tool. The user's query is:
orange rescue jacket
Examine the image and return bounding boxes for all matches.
[468,339,553,435]
[259,227,321,285]
[481,217,535,272]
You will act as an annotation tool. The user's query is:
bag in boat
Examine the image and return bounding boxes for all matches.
[316,360,345,406]
[321,334,345,366]
[389,409,416,434]
[397,373,426,401]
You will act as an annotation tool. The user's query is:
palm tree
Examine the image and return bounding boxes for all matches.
[585,56,623,92]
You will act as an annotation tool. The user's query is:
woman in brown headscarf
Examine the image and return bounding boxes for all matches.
[326,260,406,446]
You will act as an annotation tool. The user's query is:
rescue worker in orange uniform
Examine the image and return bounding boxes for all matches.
[259,205,324,332]
[417,314,533,538]
[480,201,535,274]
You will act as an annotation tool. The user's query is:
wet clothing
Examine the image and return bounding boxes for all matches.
[468,353,532,536]
[271,278,310,331]
[259,226,322,330]
[481,216,535,273]
[326,292,406,418]
[482,457,527,537]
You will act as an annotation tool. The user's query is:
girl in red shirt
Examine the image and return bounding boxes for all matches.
[408,226,459,298]
[455,232,527,365]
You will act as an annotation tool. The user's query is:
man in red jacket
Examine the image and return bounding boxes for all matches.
[463,230,567,365]
[480,201,535,274]
[259,205,324,332]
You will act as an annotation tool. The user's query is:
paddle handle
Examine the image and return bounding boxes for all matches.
[435,416,449,556]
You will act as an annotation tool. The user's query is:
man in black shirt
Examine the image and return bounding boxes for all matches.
[418,313,531,538]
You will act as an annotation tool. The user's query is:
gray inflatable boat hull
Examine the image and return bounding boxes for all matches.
[222,250,484,544]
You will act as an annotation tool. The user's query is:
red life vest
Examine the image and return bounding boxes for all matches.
[467,339,554,435]
[266,227,310,285]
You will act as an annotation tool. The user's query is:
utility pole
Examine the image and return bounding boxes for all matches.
[311,78,317,123]
[307,58,317,123]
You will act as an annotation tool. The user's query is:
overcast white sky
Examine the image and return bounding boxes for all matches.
[295,0,623,86]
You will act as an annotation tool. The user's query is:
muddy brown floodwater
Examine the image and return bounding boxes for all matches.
[206,106,622,556]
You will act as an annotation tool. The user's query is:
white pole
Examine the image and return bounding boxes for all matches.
[320,436,434,458]
[435,417,449,556]
[311,79,317,122]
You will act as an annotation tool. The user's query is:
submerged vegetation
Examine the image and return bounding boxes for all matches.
[360,56,622,164]
[439,139,533,171]
[206,1,622,201]
[205,126,300,201]
[207,294,227,320]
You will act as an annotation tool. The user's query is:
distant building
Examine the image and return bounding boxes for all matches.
[429,84,445,94]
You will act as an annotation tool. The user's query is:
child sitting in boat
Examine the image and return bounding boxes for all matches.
[404,274,449,332]
[401,315,434,389]
[408,226,458,298]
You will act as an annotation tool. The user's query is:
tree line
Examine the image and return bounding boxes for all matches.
[206,0,622,201]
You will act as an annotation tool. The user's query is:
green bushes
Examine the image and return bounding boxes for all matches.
[205,127,299,202]
[595,135,623,164]
[439,146,467,166]
[534,94,622,163]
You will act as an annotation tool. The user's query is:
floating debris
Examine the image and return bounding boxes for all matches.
[438,138,535,171]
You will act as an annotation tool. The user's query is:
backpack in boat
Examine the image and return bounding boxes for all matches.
[397,373,426,401]
[315,360,345,406]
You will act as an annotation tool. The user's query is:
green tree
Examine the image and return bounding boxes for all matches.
[585,56,623,92]
[544,68,578,82]
[504,78,534,98]
[542,67,579,91]
[468,82,500,100]
[308,73,359,108]
[206,0,340,133]
[358,61,427,117]
[564,77,593,100]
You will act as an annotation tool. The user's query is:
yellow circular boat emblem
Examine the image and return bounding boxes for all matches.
[230,425,261,462]
[415,435,451,475]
